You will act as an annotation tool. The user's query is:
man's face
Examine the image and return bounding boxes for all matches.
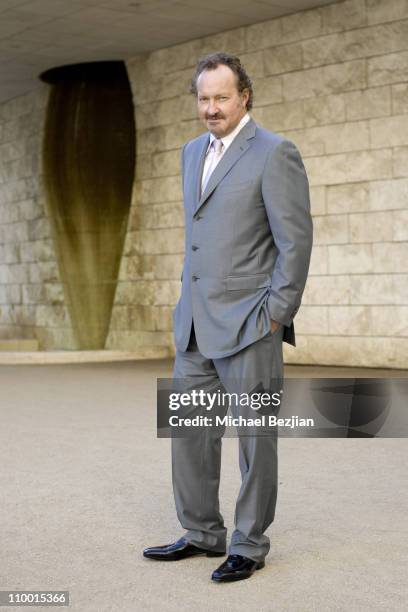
[196,64,249,138]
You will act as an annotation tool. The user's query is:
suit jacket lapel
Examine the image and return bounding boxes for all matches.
[192,133,210,209]
[193,118,257,216]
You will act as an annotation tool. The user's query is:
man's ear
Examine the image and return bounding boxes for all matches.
[241,88,249,108]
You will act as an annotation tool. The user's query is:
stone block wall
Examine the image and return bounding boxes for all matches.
[0,0,407,366]
[0,86,77,349]
[109,0,408,367]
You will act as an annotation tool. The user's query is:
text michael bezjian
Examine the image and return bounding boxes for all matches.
[168,414,315,428]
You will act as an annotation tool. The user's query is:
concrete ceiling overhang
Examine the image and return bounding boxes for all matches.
[0,0,335,103]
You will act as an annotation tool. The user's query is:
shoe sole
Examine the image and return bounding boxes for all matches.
[211,561,265,582]
[143,550,226,561]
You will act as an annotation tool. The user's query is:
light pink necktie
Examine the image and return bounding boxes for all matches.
[201,138,224,193]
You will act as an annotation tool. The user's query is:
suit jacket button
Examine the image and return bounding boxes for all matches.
[192,245,199,251]
[192,275,199,281]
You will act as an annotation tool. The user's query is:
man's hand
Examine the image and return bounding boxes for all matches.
[270,319,281,333]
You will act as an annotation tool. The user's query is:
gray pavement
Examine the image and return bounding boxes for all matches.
[1,360,407,612]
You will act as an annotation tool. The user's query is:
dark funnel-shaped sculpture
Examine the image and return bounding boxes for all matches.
[41,61,135,349]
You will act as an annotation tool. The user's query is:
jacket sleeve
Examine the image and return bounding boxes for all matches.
[180,143,187,283]
[261,139,313,327]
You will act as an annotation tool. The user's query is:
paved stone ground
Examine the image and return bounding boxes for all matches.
[1,360,407,611]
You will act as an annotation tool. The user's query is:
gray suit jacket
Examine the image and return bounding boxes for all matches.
[173,117,313,359]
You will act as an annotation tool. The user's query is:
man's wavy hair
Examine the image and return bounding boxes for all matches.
[190,52,253,111]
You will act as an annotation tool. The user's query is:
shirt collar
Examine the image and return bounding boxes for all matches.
[207,112,251,152]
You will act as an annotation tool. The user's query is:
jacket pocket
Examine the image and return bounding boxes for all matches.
[226,273,271,291]
[220,179,254,193]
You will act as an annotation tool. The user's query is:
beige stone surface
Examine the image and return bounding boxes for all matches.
[370,304,408,336]
[392,83,408,114]
[0,0,407,368]
[305,149,393,186]
[327,182,370,214]
[288,121,370,155]
[349,211,393,243]
[0,86,77,350]
[136,176,183,206]
[119,254,184,282]
[109,304,173,332]
[135,120,202,155]
[144,27,246,77]
[0,347,171,363]
[313,214,348,245]
[251,75,283,106]
[123,228,184,256]
[106,330,174,351]
[28,261,59,283]
[0,338,39,351]
[366,178,408,211]
[345,86,391,121]
[0,284,21,304]
[328,244,373,274]
[302,21,408,68]
[309,186,326,216]
[149,149,180,177]
[114,280,180,307]
[284,334,408,368]
[349,274,407,305]
[303,93,346,127]
[370,114,408,148]
[245,18,281,52]
[34,326,78,351]
[44,282,66,304]
[393,146,408,177]
[308,245,329,276]
[368,50,408,86]
[253,100,304,131]
[372,242,408,273]
[128,201,184,231]
[35,304,71,328]
[283,128,325,156]
[321,0,367,33]
[367,0,408,26]
[1,242,19,264]
[137,149,181,180]
[0,263,29,284]
[327,178,408,214]
[328,305,371,336]
[280,7,323,43]
[282,59,366,101]
[263,43,303,76]
[136,95,196,130]
[303,276,351,306]
[292,305,329,335]
[393,209,408,240]
[238,51,265,79]
[129,66,194,106]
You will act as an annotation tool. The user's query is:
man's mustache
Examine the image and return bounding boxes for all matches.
[206,114,225,120]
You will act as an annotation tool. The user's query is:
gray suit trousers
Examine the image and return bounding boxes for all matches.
[171,322,284,563]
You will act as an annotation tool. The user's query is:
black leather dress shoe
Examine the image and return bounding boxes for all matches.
[143,537,226,561]
[211,554,265,582]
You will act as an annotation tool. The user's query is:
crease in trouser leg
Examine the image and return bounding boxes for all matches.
[170,327,228,552]
[171,425,227,552]
[229,430,278,562]
[215,327,283,563]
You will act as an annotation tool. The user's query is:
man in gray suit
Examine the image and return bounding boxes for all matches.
[143,52,313,582]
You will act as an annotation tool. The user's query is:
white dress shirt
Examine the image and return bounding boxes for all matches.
[201,112,251,192]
